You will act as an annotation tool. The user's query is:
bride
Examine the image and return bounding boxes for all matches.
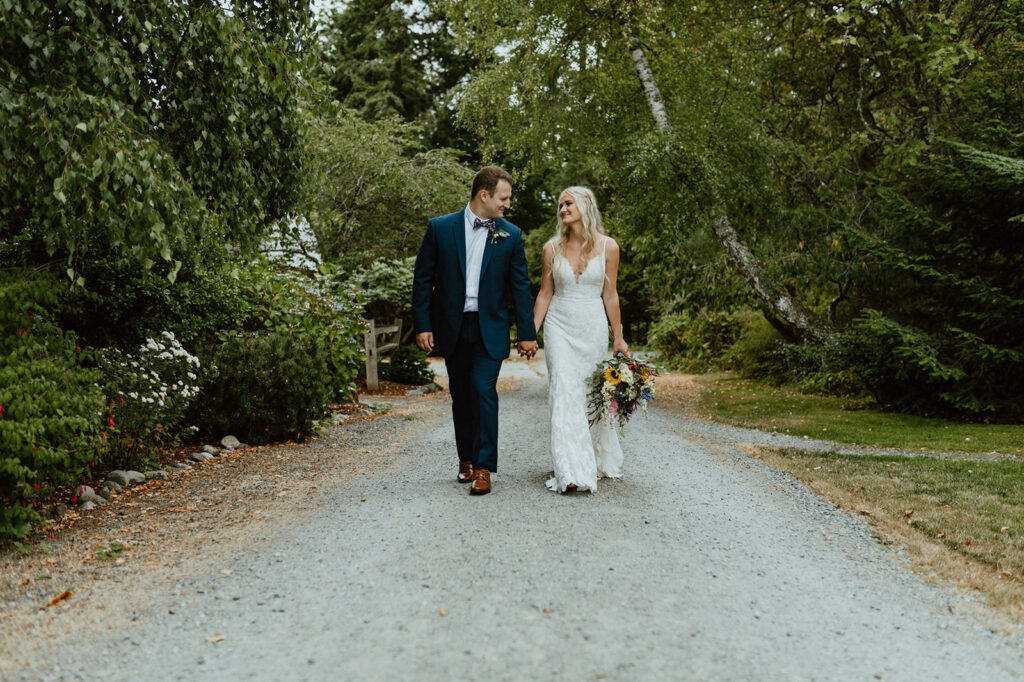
[533,186,627,493]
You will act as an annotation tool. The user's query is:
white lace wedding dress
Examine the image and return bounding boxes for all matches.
[544,237,623,493]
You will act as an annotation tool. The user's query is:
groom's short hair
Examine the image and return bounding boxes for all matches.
[471,165,514,200]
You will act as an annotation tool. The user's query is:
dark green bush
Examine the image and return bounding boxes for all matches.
[191,331,331,445]
[649,309,741,370]
[720,308,783,378]
[381,344,434,385]
[720,309,863,397]
[839,309,1013,416]
[767,338,866,397]
[0,271,107,539]
[239,260,365,401]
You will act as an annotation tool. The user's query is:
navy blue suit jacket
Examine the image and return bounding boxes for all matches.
[412,209,537,361]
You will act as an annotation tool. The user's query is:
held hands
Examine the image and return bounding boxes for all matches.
[416,332,434,353]
[516,340,539,358]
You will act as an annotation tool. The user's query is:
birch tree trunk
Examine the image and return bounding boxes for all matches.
[626,35,671,134]
[624,33,837,344]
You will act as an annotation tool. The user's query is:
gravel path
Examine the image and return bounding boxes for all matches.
[6,371,1024,681]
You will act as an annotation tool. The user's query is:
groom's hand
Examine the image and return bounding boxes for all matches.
[416,332,434,353]
[516,340,538,358]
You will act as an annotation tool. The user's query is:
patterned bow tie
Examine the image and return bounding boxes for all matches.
[473,218,496,232]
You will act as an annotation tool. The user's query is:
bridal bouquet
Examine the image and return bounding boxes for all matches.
[586,353,658,432]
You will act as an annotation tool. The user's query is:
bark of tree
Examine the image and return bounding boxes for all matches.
[624,33,838,344]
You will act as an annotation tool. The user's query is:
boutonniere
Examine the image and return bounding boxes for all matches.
[490,228,510,245]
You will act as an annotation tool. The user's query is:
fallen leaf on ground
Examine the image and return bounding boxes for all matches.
[438,609,447,616]
[220,569,232,575]
[206,633,226,643]
[47,591,72,607]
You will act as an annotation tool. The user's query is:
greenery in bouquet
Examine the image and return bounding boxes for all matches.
[99,332,201,469]
[586,354,659,432]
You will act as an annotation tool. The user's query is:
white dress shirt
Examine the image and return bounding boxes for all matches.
[463,204,490,312]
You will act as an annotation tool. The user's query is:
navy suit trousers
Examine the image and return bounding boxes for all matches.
[445,312,503,472]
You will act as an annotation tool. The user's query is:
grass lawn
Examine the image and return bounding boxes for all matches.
[695,372,1024,455]
[755,447,1024,612]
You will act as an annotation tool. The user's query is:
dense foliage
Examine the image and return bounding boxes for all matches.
[0,0,355,539]
[191,331,331,445]
[441,0,1024,417]
[0,272,106,538]
[235,260,366,401]
[0,0,311,282]
[289,96,471,271]
[381,344,434,386]
[320,0,478,155]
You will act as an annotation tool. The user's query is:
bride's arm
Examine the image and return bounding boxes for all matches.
[533,242,555,333]
[602,238,628,356]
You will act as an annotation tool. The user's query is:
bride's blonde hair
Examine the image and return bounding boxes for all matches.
[549,186,605,259]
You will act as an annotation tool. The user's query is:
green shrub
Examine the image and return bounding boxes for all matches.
[720,308,783,378]
[381,344,435,385]
[840,309,1003,415]
[62,251,250,351]
[649,309,741,370]
[719,308,863,397]
[239,260,365,401]
[191,331,331,445]
[351,257,415,335]
[0,271,107,539]
[99,332,202,469]
[768,339,866,397]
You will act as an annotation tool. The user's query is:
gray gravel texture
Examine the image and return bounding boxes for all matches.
[7,373,1024,681]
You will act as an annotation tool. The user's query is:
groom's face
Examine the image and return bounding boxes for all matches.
[479,180,512,219]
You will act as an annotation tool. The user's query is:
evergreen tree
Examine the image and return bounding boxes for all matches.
[321,0,477,157]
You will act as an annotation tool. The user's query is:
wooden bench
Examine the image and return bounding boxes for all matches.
[363,318,401,391]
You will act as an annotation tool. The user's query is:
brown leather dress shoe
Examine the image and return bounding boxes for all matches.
[469,467,491,495]
[457,460,474,483]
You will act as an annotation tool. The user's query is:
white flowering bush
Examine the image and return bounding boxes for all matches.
[99,331,201,467]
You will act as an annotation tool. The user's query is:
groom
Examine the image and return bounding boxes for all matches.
[413,166,538,495]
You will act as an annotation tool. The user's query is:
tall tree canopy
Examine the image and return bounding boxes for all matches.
[440,0,1024,417]
[0,0,313,282]
[321,0,477,154]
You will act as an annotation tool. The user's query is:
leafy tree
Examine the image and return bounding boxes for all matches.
[288,95,471,271]
[440,0,1024,416]
[753,1,1024,414]
[437,0,770,332]
[0,0,312,282]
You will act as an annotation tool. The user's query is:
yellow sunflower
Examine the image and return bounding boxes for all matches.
[603,366,621,384]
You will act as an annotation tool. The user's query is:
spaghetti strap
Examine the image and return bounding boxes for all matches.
[600,236,609,278]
